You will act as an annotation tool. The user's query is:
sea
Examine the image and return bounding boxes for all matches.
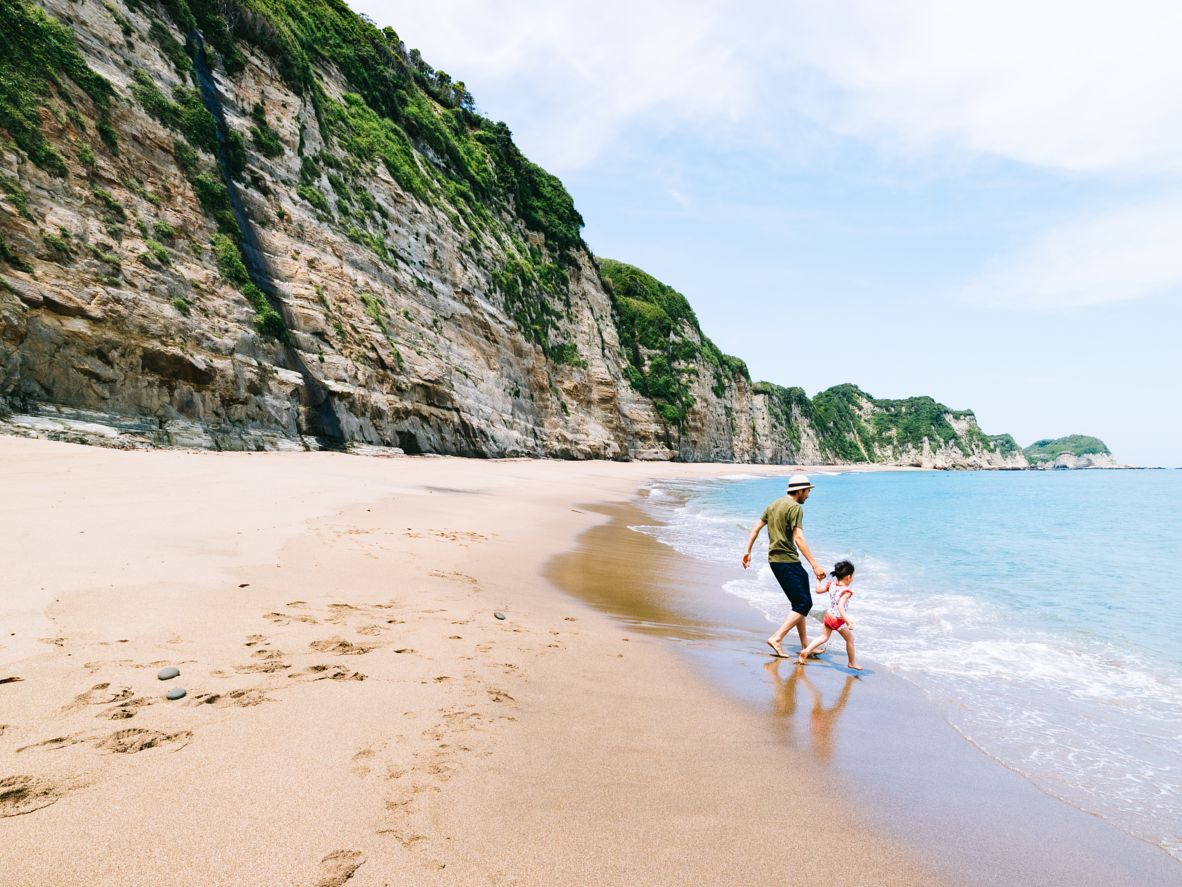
[633,468,1182,861]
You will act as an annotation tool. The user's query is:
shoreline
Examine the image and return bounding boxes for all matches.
[0,437,931,885]
[558,480,1180,884]
[6,437,1172,883]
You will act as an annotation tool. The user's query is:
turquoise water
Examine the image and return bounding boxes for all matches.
[635,469,1182,860]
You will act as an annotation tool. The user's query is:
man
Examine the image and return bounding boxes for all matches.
[741,473,827,658]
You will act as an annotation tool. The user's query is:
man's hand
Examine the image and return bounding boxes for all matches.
[812,563,826,581]
[742,552,752,569]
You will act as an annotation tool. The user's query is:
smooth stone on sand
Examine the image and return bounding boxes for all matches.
[166,687,187,700]
[157,667,180,681]
[493,611,506,620]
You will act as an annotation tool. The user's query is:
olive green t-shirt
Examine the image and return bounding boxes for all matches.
[761,496,803,563]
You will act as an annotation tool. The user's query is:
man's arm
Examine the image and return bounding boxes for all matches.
[794,526,826,580]
[741,520,767,569]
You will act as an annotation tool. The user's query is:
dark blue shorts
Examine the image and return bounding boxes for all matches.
[770,561,812,616]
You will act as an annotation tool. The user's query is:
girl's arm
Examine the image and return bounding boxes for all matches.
[741,520,766,569]
[814,577,831,595]
[837,590,854,627]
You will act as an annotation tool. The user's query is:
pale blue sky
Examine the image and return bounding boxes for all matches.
[355,0,1181,466]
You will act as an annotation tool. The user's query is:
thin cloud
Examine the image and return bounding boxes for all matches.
[359,0,1182,176]
[964,198,1182,308]
[355,0,1182,312]
[356,0,752,170]
[779,0,1182,175]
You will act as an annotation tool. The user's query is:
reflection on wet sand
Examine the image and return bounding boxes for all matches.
[764,658,858,760]
[546,503,760,643]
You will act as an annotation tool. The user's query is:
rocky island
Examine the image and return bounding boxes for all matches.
[1022,435,1120,469]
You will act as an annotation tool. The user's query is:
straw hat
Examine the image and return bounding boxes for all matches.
[785,473,814,492]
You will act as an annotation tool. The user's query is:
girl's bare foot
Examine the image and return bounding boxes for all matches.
[848,663,863,671]
[796,652,809,665]
[767,639,786,658]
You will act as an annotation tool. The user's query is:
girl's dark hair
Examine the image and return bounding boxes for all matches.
[831,560,855,579]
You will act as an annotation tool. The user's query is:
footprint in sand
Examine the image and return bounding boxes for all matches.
[264,612,319,626]
[307,849,365,887]
[232,648,290,676]
[404,529,488,546]
[429,570,481,588]
[288,664,367,682]
[192,689,269,707]
[18,727,193,755]
[354,625,384,637]
[308,637,373,656]
[96,728,192,754]
[234,660,291,674]
[16,735,84,753]
[65,683,133,711]
[351,748,376,777]
[102,696,156,721]
[0,775,67,817]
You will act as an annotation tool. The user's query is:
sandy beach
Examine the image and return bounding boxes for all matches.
[0,437,932,886]
[5,438,1176,886]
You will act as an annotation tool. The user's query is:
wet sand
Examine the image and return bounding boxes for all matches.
[0,437,930,886]
[549,499,1182,885]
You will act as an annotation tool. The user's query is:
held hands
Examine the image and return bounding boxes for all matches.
[812,564,827,581]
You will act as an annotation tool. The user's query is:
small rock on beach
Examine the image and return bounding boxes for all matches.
[157,667,180,681]
[166,687,187,700]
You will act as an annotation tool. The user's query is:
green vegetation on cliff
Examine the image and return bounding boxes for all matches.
[156,0,583,258]
[0,0,117,174]
[600,259,748,425]
[1023,435,1110,464]
[749,380,993,462]
[0,0,1025,462]
[988,433,1022,455]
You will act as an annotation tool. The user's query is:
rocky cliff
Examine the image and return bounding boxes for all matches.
[0,0,1026,467]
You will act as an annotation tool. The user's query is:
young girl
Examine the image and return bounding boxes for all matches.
[797,560,861,671]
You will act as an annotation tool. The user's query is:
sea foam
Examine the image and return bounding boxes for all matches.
[633,473,1182,860]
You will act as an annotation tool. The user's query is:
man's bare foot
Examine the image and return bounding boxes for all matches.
[848,663,863,671]
[766,639,786,658]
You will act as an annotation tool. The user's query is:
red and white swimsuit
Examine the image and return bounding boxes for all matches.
[822,580,854,630]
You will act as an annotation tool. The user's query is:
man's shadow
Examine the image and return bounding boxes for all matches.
[764,657,858,761]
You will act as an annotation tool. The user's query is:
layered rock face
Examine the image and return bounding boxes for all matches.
[1033,453,1120,470]
[0,0,1025,467]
